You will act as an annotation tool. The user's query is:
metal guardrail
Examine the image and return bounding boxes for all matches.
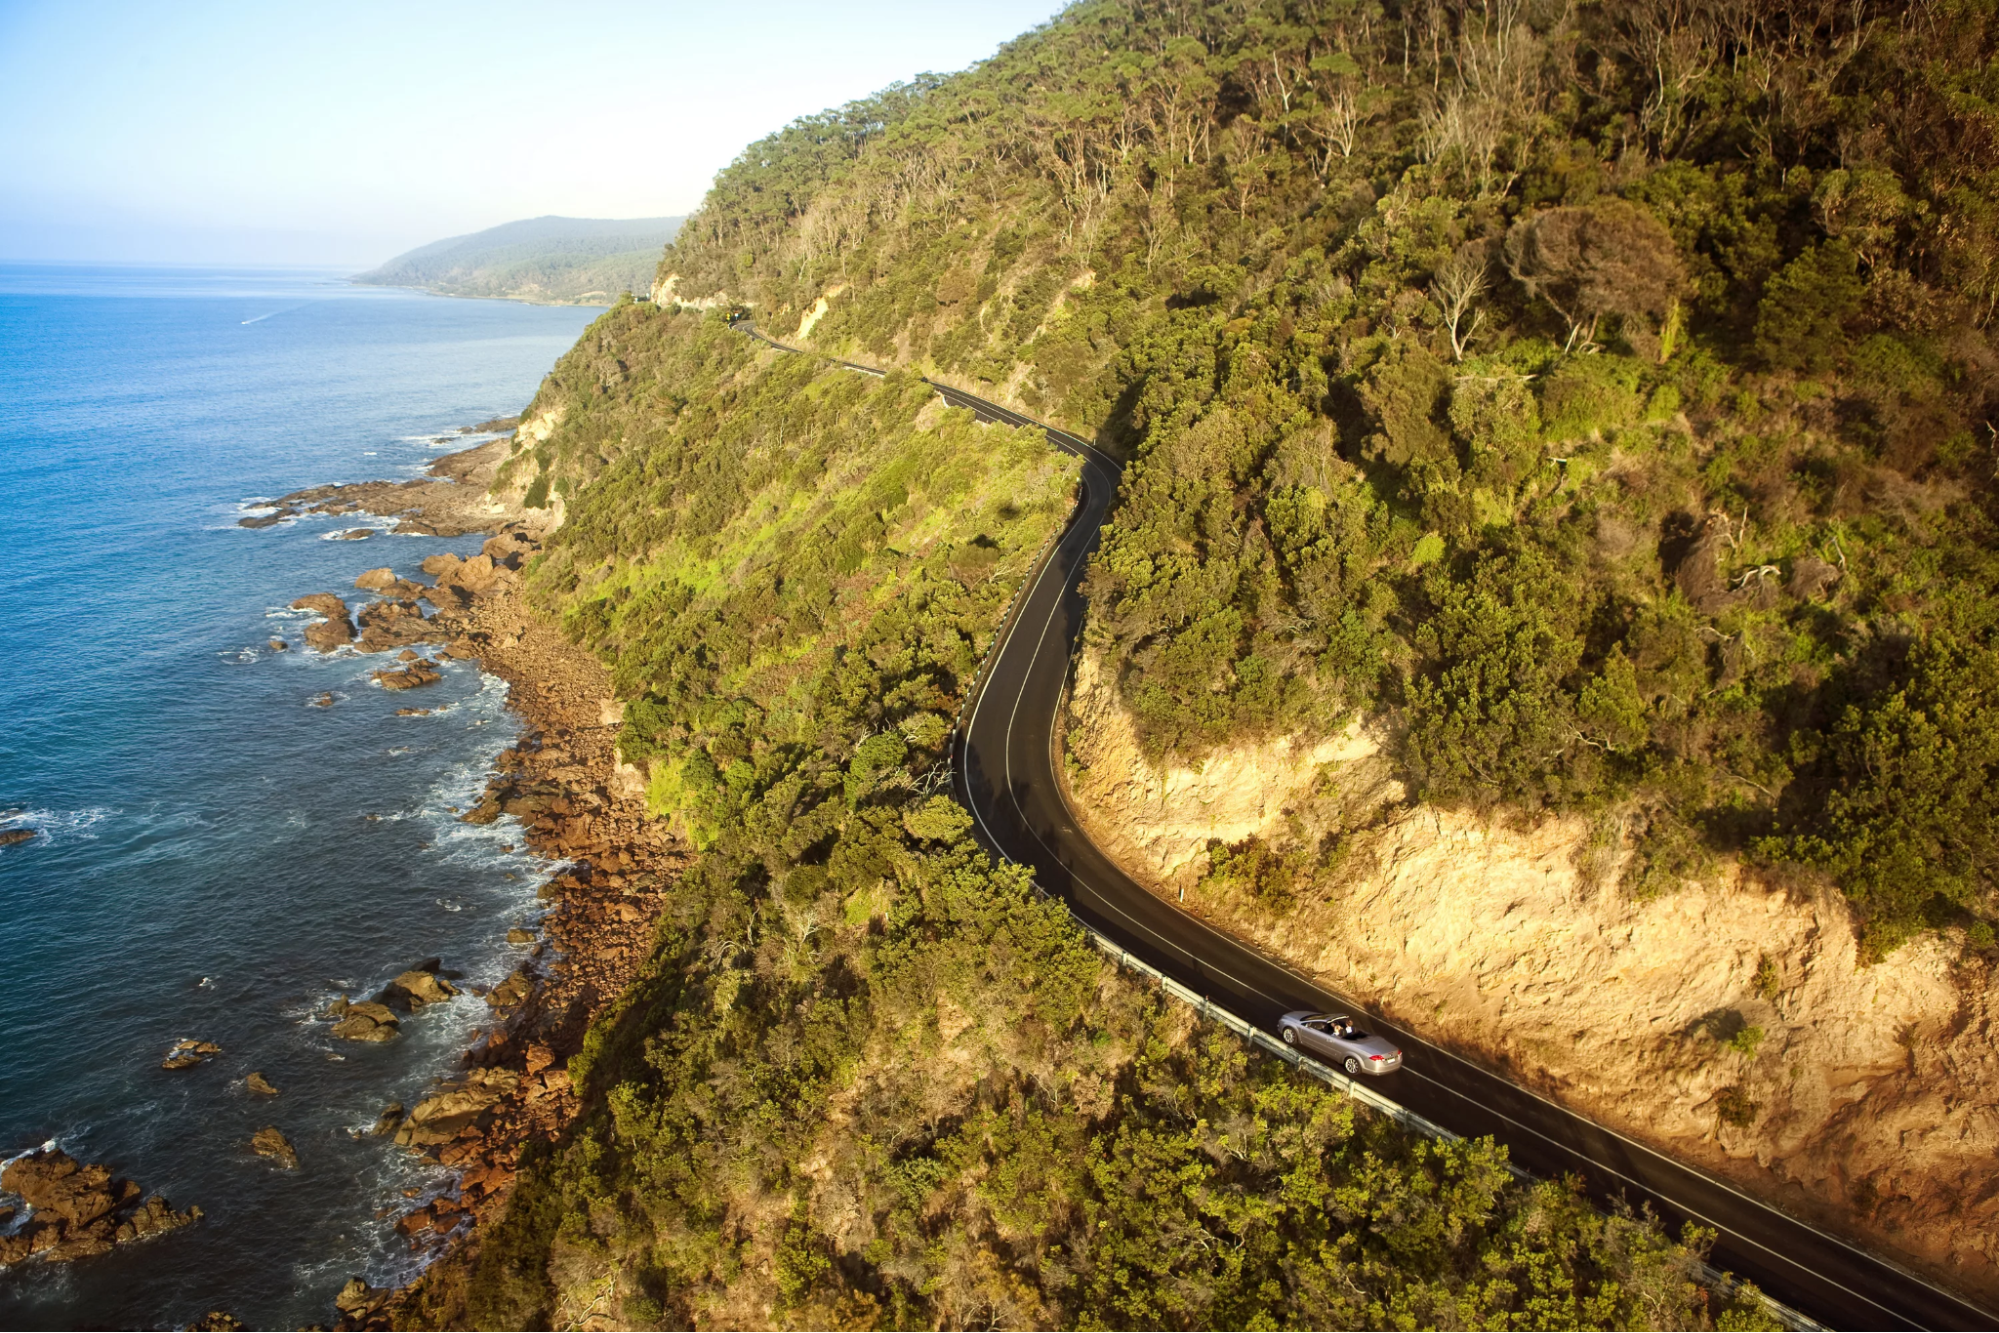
[1072,920,1825,1332]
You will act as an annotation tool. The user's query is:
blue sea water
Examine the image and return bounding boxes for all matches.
[0,265,601,1329]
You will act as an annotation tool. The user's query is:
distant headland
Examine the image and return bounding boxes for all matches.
[352,214,682,305]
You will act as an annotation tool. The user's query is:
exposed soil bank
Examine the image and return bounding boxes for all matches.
[1061,645,1999,1306]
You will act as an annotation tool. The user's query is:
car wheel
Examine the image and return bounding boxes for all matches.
[1344,1057,1361,1075]
[1282,1028,1296,1045]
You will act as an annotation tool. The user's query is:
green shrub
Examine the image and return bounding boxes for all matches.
[1754,241,1863,372]
[1198,834,1309,908]
[1622,808,1716,899]
[1538,355,1643,441]
[1715,1085,1761,1128]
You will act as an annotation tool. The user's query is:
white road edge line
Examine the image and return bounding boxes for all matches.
[739,322,1990,1332]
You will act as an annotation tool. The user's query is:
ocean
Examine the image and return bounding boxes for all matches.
[0,264,600,1328]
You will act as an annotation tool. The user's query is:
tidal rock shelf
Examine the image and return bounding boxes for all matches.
[0,1149,201,1266]
[255,436,686,1328]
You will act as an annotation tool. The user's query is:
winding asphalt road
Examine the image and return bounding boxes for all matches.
[734,321,1994,1331]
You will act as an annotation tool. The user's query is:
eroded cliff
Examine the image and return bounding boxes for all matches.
[1063,646,1999,1300]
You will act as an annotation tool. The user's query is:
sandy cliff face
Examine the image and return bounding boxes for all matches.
[1062,647,1999,1300]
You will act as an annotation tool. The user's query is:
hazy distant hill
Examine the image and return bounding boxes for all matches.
[353,215,683,305]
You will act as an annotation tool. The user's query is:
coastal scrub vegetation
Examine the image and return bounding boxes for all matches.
[656,0,1999,957]
[386,0,1999,1320]
[403,306,1768,1327]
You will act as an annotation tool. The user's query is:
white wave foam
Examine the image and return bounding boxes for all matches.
[0,807,114,846]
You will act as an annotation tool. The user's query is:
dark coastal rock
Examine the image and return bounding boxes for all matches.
[0,1149,200,1267]
[245,1071,280,1096]
[422,551,502,599]
[267,638,288,652]
[485,971,531,1012]
[0,828,34,848]
[335,528,375,540]
[309,692,335,708]
[329,1000,400,1042]
[249,1127,298,1169]
[481,531,535,568]
[380,967,458,1012]
[420,581,473,613]
[391,1068,520,1148]
[460,793,504,825]
[368,1102,405,1137]
[293,593,355,651]
[186,1311,245,1331]
[373,659,443,691]
[334,1276,393,1324]
[160,1038,221,1071]
[237,508,295,529]
[357,598,445,653]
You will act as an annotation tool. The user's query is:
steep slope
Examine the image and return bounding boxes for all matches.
[660,0,1999,960]
[397,299,1752,1329]
[1063,647,1999,1297]
[628,0,1999,1308]
[355,215,684,304]
[389,0,1999,1324]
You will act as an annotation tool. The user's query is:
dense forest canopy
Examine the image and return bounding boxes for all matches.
[432,308,1766,1330]
[644,0,1999,956]
[422,0,1999,1324]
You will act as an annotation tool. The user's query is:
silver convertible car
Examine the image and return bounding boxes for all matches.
[1278,1011,1404,1075]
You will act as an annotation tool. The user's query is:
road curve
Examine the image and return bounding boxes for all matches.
[732,321,1994,1331]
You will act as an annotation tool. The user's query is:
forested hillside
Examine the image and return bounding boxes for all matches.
[409,306,1760,1329]
[408,0,1999,1324]
[355,215,683,304]
[655,0,1999,957]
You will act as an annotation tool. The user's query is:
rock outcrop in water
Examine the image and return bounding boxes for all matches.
[357,599,445,654]
[391,1068,521,1149]
[258,453,683,1320]
[291,593,355,651]
[0,1149,200,1265]
[334,1276,394,1328]
[380,961,458,1012]
[372,659,442,691]
[327,998,400,1042]
[249,1127,298,1170]
[160,1038,221,1070]
[264,436,542,540]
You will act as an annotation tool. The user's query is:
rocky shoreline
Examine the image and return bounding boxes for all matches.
[266,438,684,1330]
[0,429,675,1324]
[0,1150,201,1267]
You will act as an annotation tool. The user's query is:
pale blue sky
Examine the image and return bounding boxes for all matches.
[0,1,1068,266]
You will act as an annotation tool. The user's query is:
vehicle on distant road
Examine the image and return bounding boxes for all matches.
[1279,1011,1404,1075]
